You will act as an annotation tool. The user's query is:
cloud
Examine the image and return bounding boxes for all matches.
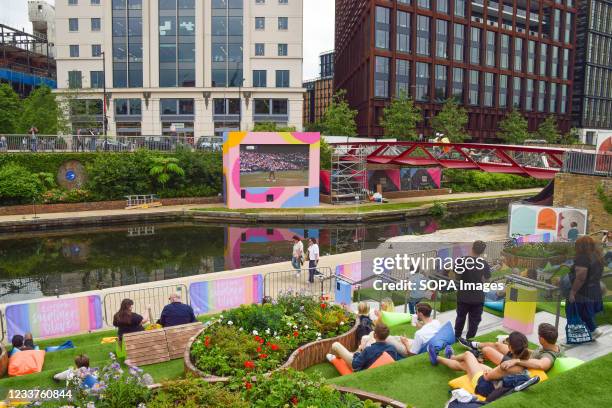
[303,0,335,80]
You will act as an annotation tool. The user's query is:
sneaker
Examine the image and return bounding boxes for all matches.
[326,353,336,362]
[514,375,540,392]
[427,344,438,366]
[592,328,604,339]
[444,345,454,359]
[458,337,480,351]
[467,349,484,362]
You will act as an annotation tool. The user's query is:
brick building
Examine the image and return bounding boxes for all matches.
[303,51,334,126]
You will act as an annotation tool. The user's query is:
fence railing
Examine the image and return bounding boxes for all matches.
[0,134,223,153]
[263,267,334,300]
[562,150,612,177]
[102,283,189,326]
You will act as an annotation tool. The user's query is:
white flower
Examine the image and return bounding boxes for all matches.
[293,324,298,329]
[316,332,321,336]
[339,321,345,326]
[317,336,322,341]
[304,325,309,329]
[227,320,233,325]
[239,327,244,331]
[220,314,224,319]
[273,331,278,336]
[265,328,271,334]
[287,322,292,326]
[275,336,280,339]
[252,330,259,336]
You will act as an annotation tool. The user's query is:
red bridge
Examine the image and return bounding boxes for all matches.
[332,142,569,179]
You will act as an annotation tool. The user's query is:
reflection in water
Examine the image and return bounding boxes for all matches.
[0,210,506,300]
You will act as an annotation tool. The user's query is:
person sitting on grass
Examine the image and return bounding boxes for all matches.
[328,323,404,371]
[23,333,37,350]
[459,323,563,372]
[157,292,196,328]
[355,301,374,343]
[398,303,442,356]
[428,331,532,398]
[9,333,37,355]
[359,298,408,355]
[53,354,91,381]
[113,298,147,341]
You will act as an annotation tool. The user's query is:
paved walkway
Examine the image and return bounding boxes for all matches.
[0,188,540,224]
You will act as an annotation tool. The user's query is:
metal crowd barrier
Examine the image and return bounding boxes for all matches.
[102,283,189,326]
[263,267,334,300]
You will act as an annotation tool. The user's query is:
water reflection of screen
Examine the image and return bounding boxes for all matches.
[239,144,310,187]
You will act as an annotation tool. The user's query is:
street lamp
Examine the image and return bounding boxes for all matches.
[101,51,108,142]
[238,77,245,131]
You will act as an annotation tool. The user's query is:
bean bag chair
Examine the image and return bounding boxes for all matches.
[419,321,455,354]
[8,350,46,376]
[45,340,75,353]
[380,311,411,327]
[484,299,504,312]
[547,357,584,378]
[330,357,353,376]
[369,351,395,369]
[449,369,548,401]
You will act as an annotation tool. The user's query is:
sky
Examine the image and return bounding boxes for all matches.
[0,0,335,81]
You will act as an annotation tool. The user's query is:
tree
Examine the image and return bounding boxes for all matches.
[17,86,66,134]
[252,122,296,132]
[559,127,580,145]
[380,90,422,140]
[430,98,469,142]
[536,115,560,144]
[149,157,185,186]
[320,138,332,170]
[0,84,20,133]
[321,89,357,136]
[497,110,530,144]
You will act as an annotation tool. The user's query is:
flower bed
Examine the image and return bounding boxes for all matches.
[184,294,356,382]
[502,242,574,270]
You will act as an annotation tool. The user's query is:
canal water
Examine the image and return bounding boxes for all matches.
[0,210,506,301]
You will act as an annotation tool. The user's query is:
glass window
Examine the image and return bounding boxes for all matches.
[69,18,79,31]
[484,72,494,107]
[512,77,521,107]
[255,17,265,29]
[129,99,141,115]
[537,81,546,111]
[375,56,390,98]
[437,0,449,13]
[514,38,523,71]
[553,9,561,41]
[436,20,448,59]
[396,59,410,97]
[92,44,102,57]
[90,71,104,88]
[213,98,225,115]
[500,34,510,69]
[254,98,270,114]
[70,45,79,57]
[486,31,495,67]
[415,62,429,101]
[468,70,479,105]
[113,2,142,88]
[452,67,464,101]
[179,99,194,115]
[527,41,535,74]
[454,0,466,17]
[418,0,430,10]
[470,27,480,64]
[499,74,508,107]
[278,43,288,56]
[253,70,267,87]
[397,11,410,53]
[275,70,290,87]
[525,79,534,111]
[272,99,288,115]
[434,65,447,101]
[539,43,547,76]
[564,13,572,44]
[255,43,265,56]
[453,24,465,61]
[551,46,559,78]
[69,0,78,5]
[213,1,243,87]
[375,6,390,49]
[278,17,288,30]
[562,48,569,79]
[91,18,101,31]
[115,99,129,115]
[561,84,568,113]
[68,70,82,88]
[549,82,557,112]
[417,15,430,56]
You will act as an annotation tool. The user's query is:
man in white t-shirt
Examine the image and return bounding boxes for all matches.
[307,237,320,283]
[291,235,304,275]
[400,303,441,356]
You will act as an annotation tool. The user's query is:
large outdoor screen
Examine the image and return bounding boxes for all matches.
[239,144,310,187]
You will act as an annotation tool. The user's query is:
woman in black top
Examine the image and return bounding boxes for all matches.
[568,236,604,337]
[113,298,147,341]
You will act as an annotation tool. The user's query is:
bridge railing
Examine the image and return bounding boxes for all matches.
[562,151,612,177]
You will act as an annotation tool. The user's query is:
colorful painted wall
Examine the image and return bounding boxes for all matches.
[508,204,588,240]
[223,131,320,209]
[400,168,442,190]
[320,167,442,195]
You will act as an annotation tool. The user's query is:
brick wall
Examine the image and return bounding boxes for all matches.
[553,173,611,233]
[0,196,222,216]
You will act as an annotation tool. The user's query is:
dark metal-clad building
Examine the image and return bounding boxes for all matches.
[303,51,335,126]
[572,0,612,144]
[335,0,577,140]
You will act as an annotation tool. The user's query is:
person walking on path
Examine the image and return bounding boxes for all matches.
[307,238,320,283]
[454,240,491,340]
[291,235,304,276]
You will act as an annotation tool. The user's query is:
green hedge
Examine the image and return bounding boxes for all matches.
[443,169,549,193]
[0,150,222,205]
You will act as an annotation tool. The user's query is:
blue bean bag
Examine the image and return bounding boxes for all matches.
[45,340,75,353]
[419,321,455,354]
[484,299,505,312]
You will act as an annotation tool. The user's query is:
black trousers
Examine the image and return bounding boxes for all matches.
[454,301,484,339]
[308,260,319,283]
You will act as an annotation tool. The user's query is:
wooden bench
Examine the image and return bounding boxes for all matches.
[123,322,202,367]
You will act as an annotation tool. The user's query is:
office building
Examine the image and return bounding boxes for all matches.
[572,0,612,145]
[55,0,304,137]
[335,0,577,140]
[303,50,334,126]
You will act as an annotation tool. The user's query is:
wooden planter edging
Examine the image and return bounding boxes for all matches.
[502,250,567,270]
[332,385,407,408]
[184,320,358,383]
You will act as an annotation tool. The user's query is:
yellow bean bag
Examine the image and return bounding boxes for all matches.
[448,369,548,400]
[380,311,411,327]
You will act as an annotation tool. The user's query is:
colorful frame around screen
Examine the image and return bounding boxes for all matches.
[223,131,320,209]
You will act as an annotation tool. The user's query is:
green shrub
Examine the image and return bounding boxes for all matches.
[85,151,153,200]
[148,378,248,408]
[0,163,44,205]
[444,169,548,193]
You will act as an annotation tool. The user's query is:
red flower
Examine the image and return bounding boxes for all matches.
[293,331,299,337]
[244,361,255,369]
[257,346,262,352]
[320,303,327,309]
[258,338,265,344]
[291,396,298,405]
[259,353,268,359]
[254,335,261,342]
[270,343,279,351]
[204,336,211,348]
[245,381,252,390]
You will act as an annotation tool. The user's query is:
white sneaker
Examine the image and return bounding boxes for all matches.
[592,328,604,339]
[326,353,336,362]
